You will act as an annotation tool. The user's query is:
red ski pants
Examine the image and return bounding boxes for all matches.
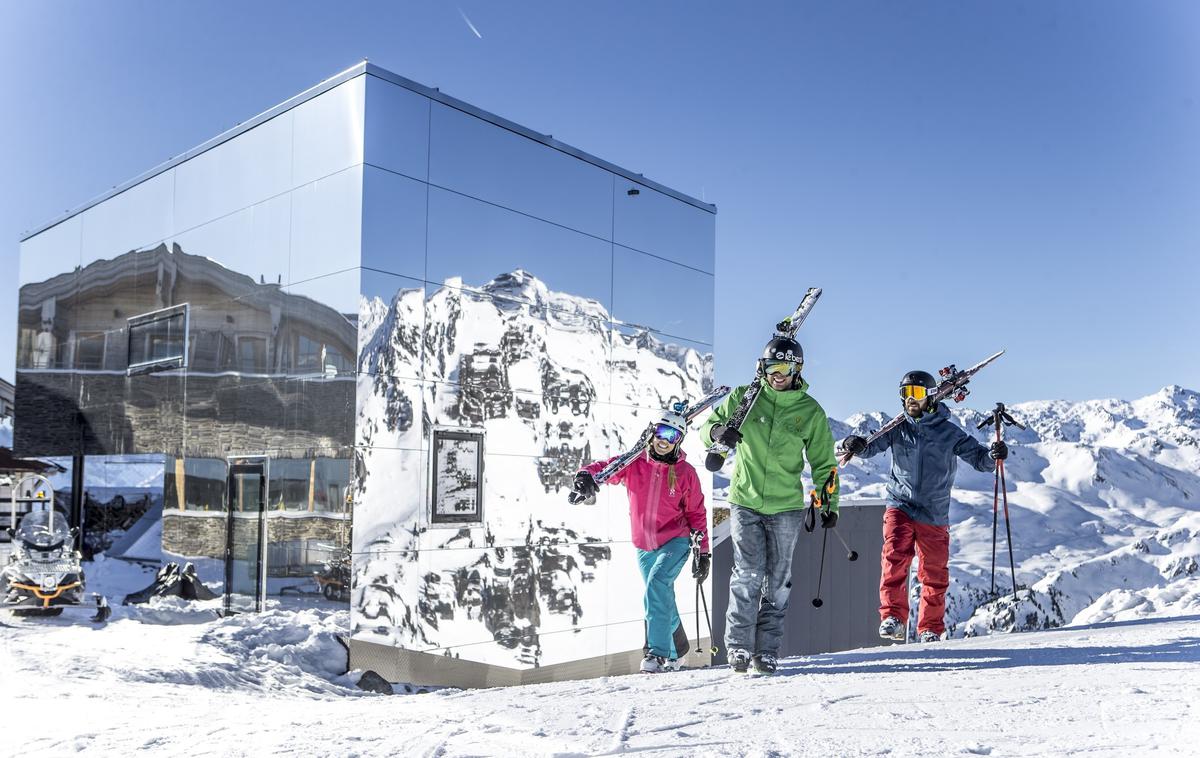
[879,508,950,635]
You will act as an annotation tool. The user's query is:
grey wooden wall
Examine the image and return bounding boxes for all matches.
[710,500,891,663]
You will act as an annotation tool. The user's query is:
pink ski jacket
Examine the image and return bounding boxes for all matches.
[584,450,710,553]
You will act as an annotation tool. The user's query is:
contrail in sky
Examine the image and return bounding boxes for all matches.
[458,7,483,38]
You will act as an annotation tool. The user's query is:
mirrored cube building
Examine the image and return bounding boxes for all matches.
[15,62,716,686]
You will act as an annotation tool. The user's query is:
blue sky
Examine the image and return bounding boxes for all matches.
[3,1,1197,420]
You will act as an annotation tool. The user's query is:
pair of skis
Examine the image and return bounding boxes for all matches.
[837,349,1007,465]
[703,287,824,473]
[568,385,732,505]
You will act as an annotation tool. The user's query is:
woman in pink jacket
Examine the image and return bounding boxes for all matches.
[572,406,711,673]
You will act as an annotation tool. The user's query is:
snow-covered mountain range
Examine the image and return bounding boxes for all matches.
[831,385,1200,636]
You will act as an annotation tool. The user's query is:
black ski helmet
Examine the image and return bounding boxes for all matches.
[899,370,937,390]
[762,336,804,366]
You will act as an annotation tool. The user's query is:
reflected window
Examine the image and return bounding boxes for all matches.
[191,331,235,372]
[325,347,352,377]
[293,335,352,377]
[430,427,484,524]
[128,304,188,375]
[73,332,107,370]
[295,335,322,374]
[237,336,267,374]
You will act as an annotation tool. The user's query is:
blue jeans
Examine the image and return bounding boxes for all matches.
[724,504,804,657]
[637,537,691,659]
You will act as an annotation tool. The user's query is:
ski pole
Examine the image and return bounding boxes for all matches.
[990,453,1000,596]
[698,580,717,655]
[1000,455,1018,599]
[830,527,858,561]
[690,531,718,656]
[811,526,829,608]
[977,403,1025,600]
[906,560,915,644]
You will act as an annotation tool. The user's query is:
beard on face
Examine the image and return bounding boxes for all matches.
[904,397,928,418]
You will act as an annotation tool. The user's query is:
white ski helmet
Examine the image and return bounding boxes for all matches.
[654,405,688,443]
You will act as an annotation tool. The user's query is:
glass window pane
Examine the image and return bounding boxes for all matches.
[429,102,613,239]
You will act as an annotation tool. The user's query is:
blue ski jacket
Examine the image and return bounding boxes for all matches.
[856,403,994,526]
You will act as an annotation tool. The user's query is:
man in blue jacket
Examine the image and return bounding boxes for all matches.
[841,370,1007,643]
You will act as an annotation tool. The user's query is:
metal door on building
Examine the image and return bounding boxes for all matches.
[224,457,268,613]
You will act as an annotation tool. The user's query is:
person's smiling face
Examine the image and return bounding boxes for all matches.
[766,371,794,391]
[650,435,679,456]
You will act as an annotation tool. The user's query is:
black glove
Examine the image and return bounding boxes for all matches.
[820,510,838,529]
[711,424,743,448]
[692,552,711,582]
[841,435,867,455]
[990,441,1009,461]
[572,471,599,497]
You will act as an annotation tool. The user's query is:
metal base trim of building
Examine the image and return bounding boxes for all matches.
[349,637,714,689]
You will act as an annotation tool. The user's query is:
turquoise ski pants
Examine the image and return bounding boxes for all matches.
[637,536,691,659]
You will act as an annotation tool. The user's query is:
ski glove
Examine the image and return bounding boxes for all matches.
[989,441,1009,461]
[711,424,743,448]
[692,552,711,582]
[572,471,599,496]
[841,435,867,455]
[820,510,838,529]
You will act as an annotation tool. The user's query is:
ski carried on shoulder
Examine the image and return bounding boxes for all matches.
[838,349,1006,465]
[569,385,731,504]
[703,287,823,473]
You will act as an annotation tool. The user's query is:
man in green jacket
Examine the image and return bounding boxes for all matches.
[702,336,840,675]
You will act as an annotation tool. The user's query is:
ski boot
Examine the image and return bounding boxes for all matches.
[751,653,778,676]
[640,654,682,674]
[878,616,906,641]
[918,630,942,643]
[728,648,752,674]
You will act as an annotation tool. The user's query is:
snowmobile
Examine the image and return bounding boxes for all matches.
[1,475,110,622]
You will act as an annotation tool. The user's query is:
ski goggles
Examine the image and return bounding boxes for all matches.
[653,424,684,444]
[900,384,933,401]
[760,360,801,377]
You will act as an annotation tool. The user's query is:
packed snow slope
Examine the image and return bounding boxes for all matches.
[818,385,1200,635]
[2,596,1198,756]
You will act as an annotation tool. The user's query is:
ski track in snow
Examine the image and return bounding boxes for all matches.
[4,595,1200,756]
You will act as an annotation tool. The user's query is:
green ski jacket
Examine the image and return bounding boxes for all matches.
[702,379,840,515]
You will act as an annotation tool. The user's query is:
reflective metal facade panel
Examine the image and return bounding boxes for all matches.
[360,165,427,282]
[353,83,716,675]
[429,102,614,240]
[15,63,716,667]
[16,77,365,460]
[364,75,430,181]
[291,77,366,188]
